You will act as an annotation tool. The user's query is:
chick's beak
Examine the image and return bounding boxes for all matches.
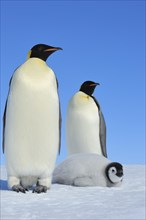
[117,171,123,177]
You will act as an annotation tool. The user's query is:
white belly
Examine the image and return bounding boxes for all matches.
[4,59,59,178]
[66,92,102,155]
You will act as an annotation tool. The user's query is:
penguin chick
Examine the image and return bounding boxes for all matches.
[66,81,107,157]
[53,153,124,187]
[3,44,62,193]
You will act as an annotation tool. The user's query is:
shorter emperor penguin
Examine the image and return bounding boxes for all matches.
[3,44,62,193]
[66,81,107,157]
[53,153,124,187]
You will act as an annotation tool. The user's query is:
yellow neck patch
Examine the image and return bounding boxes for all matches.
[81,95,90,100]
[27,50,32,60]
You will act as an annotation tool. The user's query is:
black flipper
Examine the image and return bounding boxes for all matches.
[2,101,7,153]
[2,76,13,153]
[58,100,62,154]
[99,110,107,157]
[91,96,107,158]
[56,77,62,155]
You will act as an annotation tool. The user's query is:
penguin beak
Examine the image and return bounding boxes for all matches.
[44,47,63,52]
[116,171,123,177]
[90,82,100,87]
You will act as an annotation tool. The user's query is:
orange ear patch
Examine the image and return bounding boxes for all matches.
[27,50,32,60]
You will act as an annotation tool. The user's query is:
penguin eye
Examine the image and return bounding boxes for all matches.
[112,168,116,173]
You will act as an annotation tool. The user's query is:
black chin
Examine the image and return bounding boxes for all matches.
[80,86,95,96]
[30,50,57,62]
[44,50,57,60]
[116,172,123,177]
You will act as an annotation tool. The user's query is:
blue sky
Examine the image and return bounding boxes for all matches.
[1,0,145,165]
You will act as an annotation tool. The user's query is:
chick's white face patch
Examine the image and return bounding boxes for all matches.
[108,167,123,183]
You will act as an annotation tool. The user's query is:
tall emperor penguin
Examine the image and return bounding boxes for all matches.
[66,81,107,158]
[3,44,62,193]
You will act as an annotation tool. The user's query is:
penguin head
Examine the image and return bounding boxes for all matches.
[105,162,124,184]
[80,81,100,96]
[27,44,62,61]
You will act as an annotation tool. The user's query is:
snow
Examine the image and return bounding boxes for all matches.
[0,165,145,220]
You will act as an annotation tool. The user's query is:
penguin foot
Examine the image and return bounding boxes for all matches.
[32,185,48,193]
[12,185,28,193]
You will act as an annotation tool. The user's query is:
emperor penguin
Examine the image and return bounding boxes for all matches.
[3,44,62,193]
[53,153,124,187]
[66,81,107,157]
